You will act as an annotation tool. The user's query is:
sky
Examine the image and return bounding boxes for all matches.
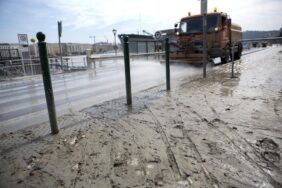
[0,0,282,44]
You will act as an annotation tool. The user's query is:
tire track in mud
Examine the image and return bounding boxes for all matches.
[108,128,116,188]
[97,119,124,188]
[177,100,282,187]
[209,119,282,185]
[171,97,220,188]
[182,129,220,188]
[70,128,91,188]
[95,121,117,186]
[103,117,164,188]
[204,94,217,116]
[274,90,282,119]
[117,119,153,187]
[193,92,282,177]
[227,122,282,134]
[146,106,182,181]
[80,119,113,187]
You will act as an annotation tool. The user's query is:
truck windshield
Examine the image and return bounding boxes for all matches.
[180,15,219,34]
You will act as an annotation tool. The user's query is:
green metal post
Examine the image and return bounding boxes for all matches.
[37,32,59,134]
[228,18,235,78]
[165,38,171,91]
[203,13,207,78]
[123,36,132,105]
[231,43,235,78]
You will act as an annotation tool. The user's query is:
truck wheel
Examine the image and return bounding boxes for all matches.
[234,43,242,60]
[234,51,240,60]
[221,47,230,64]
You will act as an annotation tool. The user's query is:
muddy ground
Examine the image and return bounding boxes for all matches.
[0,47,282,187]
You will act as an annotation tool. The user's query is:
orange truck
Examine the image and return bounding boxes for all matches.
[171,10,243,63]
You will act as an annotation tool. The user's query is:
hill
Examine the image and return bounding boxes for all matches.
[243,30,280,39]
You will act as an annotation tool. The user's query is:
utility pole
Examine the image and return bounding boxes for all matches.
[58,21,63,67]
[201,0,208,78]
[89,36,95,52]
[112,29,117,55]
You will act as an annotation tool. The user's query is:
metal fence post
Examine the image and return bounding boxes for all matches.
[20,49,26,76]
[231,43,235,78]
[165,38,171,91]
[202,13,207,78]
[228,18,235,78]
[37,32,59,134]
[123,36,132,105]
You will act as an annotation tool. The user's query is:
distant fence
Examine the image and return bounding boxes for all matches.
[0,59,42,77]
[0,49,21,61]
[0,56,88,79]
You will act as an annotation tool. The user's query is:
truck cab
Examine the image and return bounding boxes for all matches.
[172,11,242,63]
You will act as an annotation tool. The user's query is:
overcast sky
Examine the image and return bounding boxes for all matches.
[0,0,281,43]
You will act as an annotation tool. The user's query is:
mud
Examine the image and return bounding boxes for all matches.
[0,47,282,187]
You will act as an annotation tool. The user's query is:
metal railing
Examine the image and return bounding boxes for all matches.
[0,58,41,77]
[0,56,89,78]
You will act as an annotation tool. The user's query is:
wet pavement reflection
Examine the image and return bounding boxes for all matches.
[0,55,206,133]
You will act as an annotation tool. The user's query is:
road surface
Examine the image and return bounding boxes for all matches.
[0,55,205,133]
[0,48,267,133]
[1,46,281,188]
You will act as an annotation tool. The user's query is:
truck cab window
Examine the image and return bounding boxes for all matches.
[180,15,219,34]
[206,15,219,32]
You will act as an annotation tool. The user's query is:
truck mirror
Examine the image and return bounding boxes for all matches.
[227,19,232,27]
[174,23,178,33]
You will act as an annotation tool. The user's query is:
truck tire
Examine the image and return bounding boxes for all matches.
[234,43,242,60]
[221,46,230,64]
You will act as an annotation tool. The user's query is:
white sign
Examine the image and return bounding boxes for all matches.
[58,21,62,37]
[201,0,207,14]
[18,34,28,47]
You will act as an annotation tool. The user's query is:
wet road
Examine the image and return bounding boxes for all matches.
[0,48,267,133]
[0,55,204,133]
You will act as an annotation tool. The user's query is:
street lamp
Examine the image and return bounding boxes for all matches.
[89,35,95,52]
[112,29,117,55]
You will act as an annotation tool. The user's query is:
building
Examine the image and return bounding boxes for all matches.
[94,42,113,53]
[64,43,92,55]
[46,43,61,57]
[118,34,158,54]
[118,29,176,54]
[46,43,93,56]
[2,42,120,59]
